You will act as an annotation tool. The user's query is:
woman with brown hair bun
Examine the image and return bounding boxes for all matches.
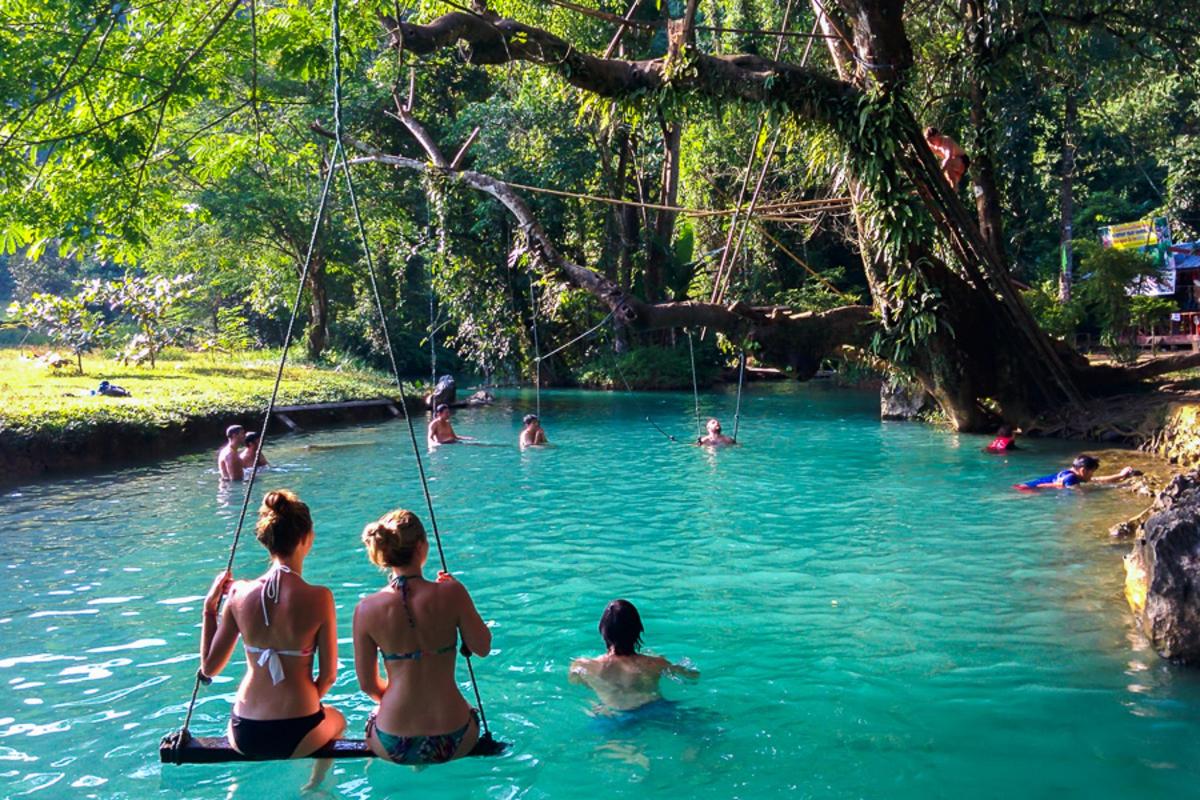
[354,509,491,765]
[198,489,345,788]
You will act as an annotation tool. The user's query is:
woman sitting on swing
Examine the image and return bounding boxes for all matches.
[354,509,492,765]
[198,489,345,787]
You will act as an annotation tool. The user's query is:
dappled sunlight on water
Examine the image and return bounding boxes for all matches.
[1,384,1198,799]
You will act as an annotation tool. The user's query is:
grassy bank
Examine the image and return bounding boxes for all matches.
[0,348,405,438]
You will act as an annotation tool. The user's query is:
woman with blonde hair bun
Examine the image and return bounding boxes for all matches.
[198,489,345,788]
[354,509,491,764]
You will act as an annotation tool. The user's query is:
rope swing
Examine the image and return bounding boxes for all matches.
[162,0,503,764]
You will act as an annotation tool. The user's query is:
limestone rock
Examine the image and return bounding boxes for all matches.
[880,377,933,421]
[1124,471,1200,663]
[425,374,457,408]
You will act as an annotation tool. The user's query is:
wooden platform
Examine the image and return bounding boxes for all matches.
[160,731,508,764]
[271,398,402,431]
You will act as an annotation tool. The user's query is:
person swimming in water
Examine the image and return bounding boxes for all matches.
[984,425,1018,454]
[697,418,735,447]
[519,414,548,447]
[242,431,270,470]
[1016,454,1140,491]
[427,404,470,445]
[218,424,246,481]
[569,599,698,712]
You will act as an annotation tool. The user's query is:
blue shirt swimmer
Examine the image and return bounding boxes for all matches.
[1016,454,1139,491]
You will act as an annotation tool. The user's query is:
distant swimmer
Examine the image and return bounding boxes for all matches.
[984,425,1018,454]
[218,424,246,481]
[923,126,969,190]
[519,414,548,447]
[569,599,698,712]
[697,418,735,447]
[242,431,270,470]
[428,404,470,445]
[1016,454,1140,491]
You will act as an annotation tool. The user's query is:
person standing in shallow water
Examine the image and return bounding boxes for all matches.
[198,489,345,789]
[428,404,470,445]
[569,599,698,712]
[697,418,735,447]
[242,431,270,470]
[519,414,548,447]
[218,424,246,481]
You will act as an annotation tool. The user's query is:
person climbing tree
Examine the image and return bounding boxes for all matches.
[923,127,970,190]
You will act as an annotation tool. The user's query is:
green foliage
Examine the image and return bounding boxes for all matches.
[577,341,721,391]
[1129,295,1175,334]
[103,273,196,367]
[5,283,110,373]
[779,267,864,313]
[1024,280,1083,341]
[1074,241,1160,336]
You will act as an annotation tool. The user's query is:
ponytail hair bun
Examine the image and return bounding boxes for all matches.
[256,489,313,557]
[362,509,427,568]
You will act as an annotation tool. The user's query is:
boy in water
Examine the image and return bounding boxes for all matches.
[984,425,1017,453]
[427,404,469,444]
[697,418,735,447]
[241,431,270,470]
[217,425,246,481]
[569,599,697,712]
[1017,454,1139,491]
[519,414,548,447]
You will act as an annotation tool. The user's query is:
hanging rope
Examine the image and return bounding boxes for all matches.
[328,0,494,740]
[529,276,541,418]
[535,310,616,363]
[687,330,701,440]
[732,350,746,443]
[174,119,339,747]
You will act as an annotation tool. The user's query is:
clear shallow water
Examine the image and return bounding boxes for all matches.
[1,384,1198,800]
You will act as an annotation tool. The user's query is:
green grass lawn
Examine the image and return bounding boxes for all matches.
[0,347,405,438]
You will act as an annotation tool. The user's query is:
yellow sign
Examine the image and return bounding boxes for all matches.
[1100,219,1159,250]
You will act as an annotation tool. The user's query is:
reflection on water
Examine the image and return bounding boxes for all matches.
[0,385,1198,799]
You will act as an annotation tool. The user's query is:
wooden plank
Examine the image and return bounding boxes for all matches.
[274,412,301,432]
[160,733,508,764]
[273,399,400,413]
[386,403,402,417]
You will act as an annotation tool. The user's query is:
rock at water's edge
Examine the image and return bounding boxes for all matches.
[426,375,457,408]
[1125,471,1200,663]
[880,377,934,421]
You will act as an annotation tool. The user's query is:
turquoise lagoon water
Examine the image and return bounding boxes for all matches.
[1,384,1198,800]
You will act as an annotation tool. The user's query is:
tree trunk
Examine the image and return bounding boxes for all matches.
[1059,86,1077,303]
[305,256,329,360]
[964,0,1006,264]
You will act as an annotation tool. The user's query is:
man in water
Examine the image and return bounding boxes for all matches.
[427,403,469,444]
[1017,454,1139,491]
[569,599,698,712]
[217,425,246,481]
[923,126,969,190]
[519,414,548,447]
[241,431,269,470]
[697,418,735,447]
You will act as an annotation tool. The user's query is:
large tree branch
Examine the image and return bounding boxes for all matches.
[313,122,874,377]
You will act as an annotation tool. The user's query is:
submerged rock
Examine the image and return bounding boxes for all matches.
[1124,471,1200,663]
[880,377,934,421]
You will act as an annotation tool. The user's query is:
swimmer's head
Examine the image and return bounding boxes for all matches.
[599,599,644,656]
[435,403,450,418]
[1073,454,1100,478]
[226,424,246,444]
[706,418,722,434]
[996,425,1013,438]
[256,489,313,557]
[362,509,428,569]
[245,431,261,449]
[523,414,539,428]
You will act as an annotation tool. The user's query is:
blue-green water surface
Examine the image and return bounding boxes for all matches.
[1,385,1198,799]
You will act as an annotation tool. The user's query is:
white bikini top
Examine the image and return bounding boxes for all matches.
[243,564,313,685]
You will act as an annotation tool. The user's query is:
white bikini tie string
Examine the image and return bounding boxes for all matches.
[260,564,293,627]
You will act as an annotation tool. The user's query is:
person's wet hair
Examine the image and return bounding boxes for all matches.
[1073,455,1101,471]
[245,431,260,446]
[226,424,245,439]
[255,489,312,557]
[523,414,538,426]
[362,509,427,568]
[996,425,1013,438]
[599,599,644,656]
[435,403,449,414]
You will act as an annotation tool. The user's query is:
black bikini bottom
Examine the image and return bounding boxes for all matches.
[230,706,326,760]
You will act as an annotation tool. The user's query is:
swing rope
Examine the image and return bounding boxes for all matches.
[328,0,492,739]
[687,330,701,440]
[732,350,746,443]
[529,276,541,418]
[535,309,616,363]
[174,113,340,745]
